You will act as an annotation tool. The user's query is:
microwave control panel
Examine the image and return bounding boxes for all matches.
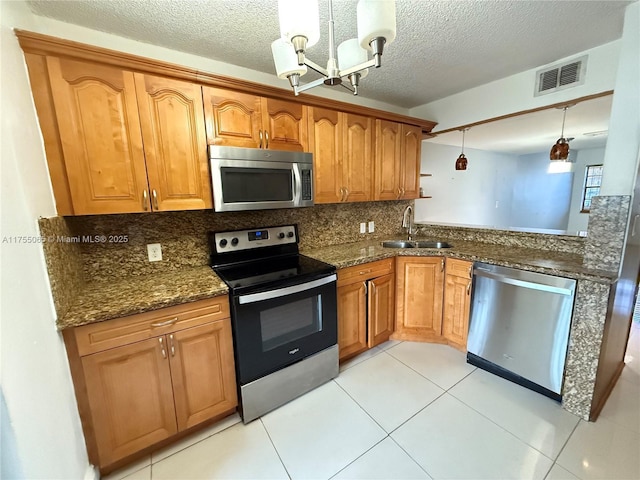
[301,169,312,201]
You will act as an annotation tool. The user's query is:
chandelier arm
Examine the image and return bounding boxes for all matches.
[303,58,329,77]
[340,58,376,78]
[293,77,327,96]
[340,83,355,93]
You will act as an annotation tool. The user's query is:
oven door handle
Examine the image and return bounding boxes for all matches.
[237,274,337,305]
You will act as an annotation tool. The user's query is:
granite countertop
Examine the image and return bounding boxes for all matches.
[57,266,228,330]
[302,238,618,284]
[58,236,617,330]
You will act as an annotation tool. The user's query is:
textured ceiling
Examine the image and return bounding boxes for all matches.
[426,94,613,155]
[27,0,630,109]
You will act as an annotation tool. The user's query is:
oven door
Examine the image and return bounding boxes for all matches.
[231,274,337,385]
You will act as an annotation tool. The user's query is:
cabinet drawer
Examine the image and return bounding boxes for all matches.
[446,258,473,279]
[74,296,230,356]
[338,258,394,286]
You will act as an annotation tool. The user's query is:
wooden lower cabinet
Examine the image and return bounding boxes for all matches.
[65,297,237,473]
[337,259,395,361]
[442,258,473,351]
[394,257,445,342]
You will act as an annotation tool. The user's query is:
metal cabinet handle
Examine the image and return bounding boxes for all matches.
[441,258,444,272]
[158,337,167,359]
[142,190,149,211]
[363,281,368,295]
[400,187,405,197]
[359,268,372,275]
[265,131,269,149]
[467,281,471,295]
[339,187,345,202]
[344,187,349,201]
[152,189,159,210]
[169,334,175,357]
[468,265,473,278]
[151,317,178,328]
[259,130,263,149]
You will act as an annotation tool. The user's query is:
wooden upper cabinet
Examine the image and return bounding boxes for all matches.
[203,88,262,148]
[262,98,307,151]
[46,57,149,214]
[342,113,373,202]
[374,120,422,201]
[169,320,237,431]
[309,107,342,203]
[394,257,445,341]
[135,74,212,211]
[203,88,307,151]
[311,109,373,204]
[400,124,422,199]
[374,120,402,200]
[82,337,178,466]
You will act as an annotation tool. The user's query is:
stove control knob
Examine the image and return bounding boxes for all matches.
[231,237,239,246]
[278,232,285,239]
[219,239,228,248]
[287,231,294,238]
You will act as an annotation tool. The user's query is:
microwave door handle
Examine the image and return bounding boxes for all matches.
[292,163,302,206]
[238,274,337,305]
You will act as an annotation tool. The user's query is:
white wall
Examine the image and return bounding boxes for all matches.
[410,41,620,131]
[599,2,640,196]
[510,152,573,231]
[0,2,90,478]
[415,142,517,227]
[26,16,408,116]
[566,147,606,234]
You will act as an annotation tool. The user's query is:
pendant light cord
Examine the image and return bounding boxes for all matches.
[560,107,568,138]
[461,128,466,154]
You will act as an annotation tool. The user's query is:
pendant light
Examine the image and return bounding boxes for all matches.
[550,106,572,161]
[455,128,469,171]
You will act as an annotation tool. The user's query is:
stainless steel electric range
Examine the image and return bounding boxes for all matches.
[209,224,338,423]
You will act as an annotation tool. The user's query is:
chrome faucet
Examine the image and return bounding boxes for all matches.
[402,205,414,241]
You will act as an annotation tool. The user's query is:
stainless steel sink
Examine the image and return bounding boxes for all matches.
[414,241,452,249]
[381,240,415,248]
[381,240,452,249]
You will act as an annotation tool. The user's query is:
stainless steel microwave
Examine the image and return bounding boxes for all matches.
[209,146,314,212]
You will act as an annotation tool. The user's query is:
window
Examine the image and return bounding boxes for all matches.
[581,165,603,213]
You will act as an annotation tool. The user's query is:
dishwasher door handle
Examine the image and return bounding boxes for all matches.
[474,269,575,296]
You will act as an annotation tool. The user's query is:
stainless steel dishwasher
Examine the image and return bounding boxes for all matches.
[467,263,577,401]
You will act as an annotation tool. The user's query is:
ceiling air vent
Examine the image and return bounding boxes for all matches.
[535,55,587,96]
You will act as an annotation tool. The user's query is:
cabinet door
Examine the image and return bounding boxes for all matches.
[442,274,472,351]
[442,259,473,351]
[337,281,368,360]
[395,257,444,340]
[262,98,308,151]
[400,124,422,199]
[169,320,238,430]
[343,113,373,202]
[135,75,212,211]
[309,107,343,204]
[368,273,395,347]
[374,120,402,200]
[46,57,149,214]
[203,88,262,148]
[82,338,177,466]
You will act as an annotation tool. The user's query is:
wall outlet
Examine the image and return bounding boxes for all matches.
[368,221,375,233]
[360,222,367,234]
[147,243,162,262]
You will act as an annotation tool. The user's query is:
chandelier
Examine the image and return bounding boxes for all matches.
[271,0,397,96]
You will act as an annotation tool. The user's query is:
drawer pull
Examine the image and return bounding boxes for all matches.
[359,269,372,275]
[151,317,178,328]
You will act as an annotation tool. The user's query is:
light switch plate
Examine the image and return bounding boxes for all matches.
[360,222,367,234]
[147,243,162,262]
[368,221,375,233]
